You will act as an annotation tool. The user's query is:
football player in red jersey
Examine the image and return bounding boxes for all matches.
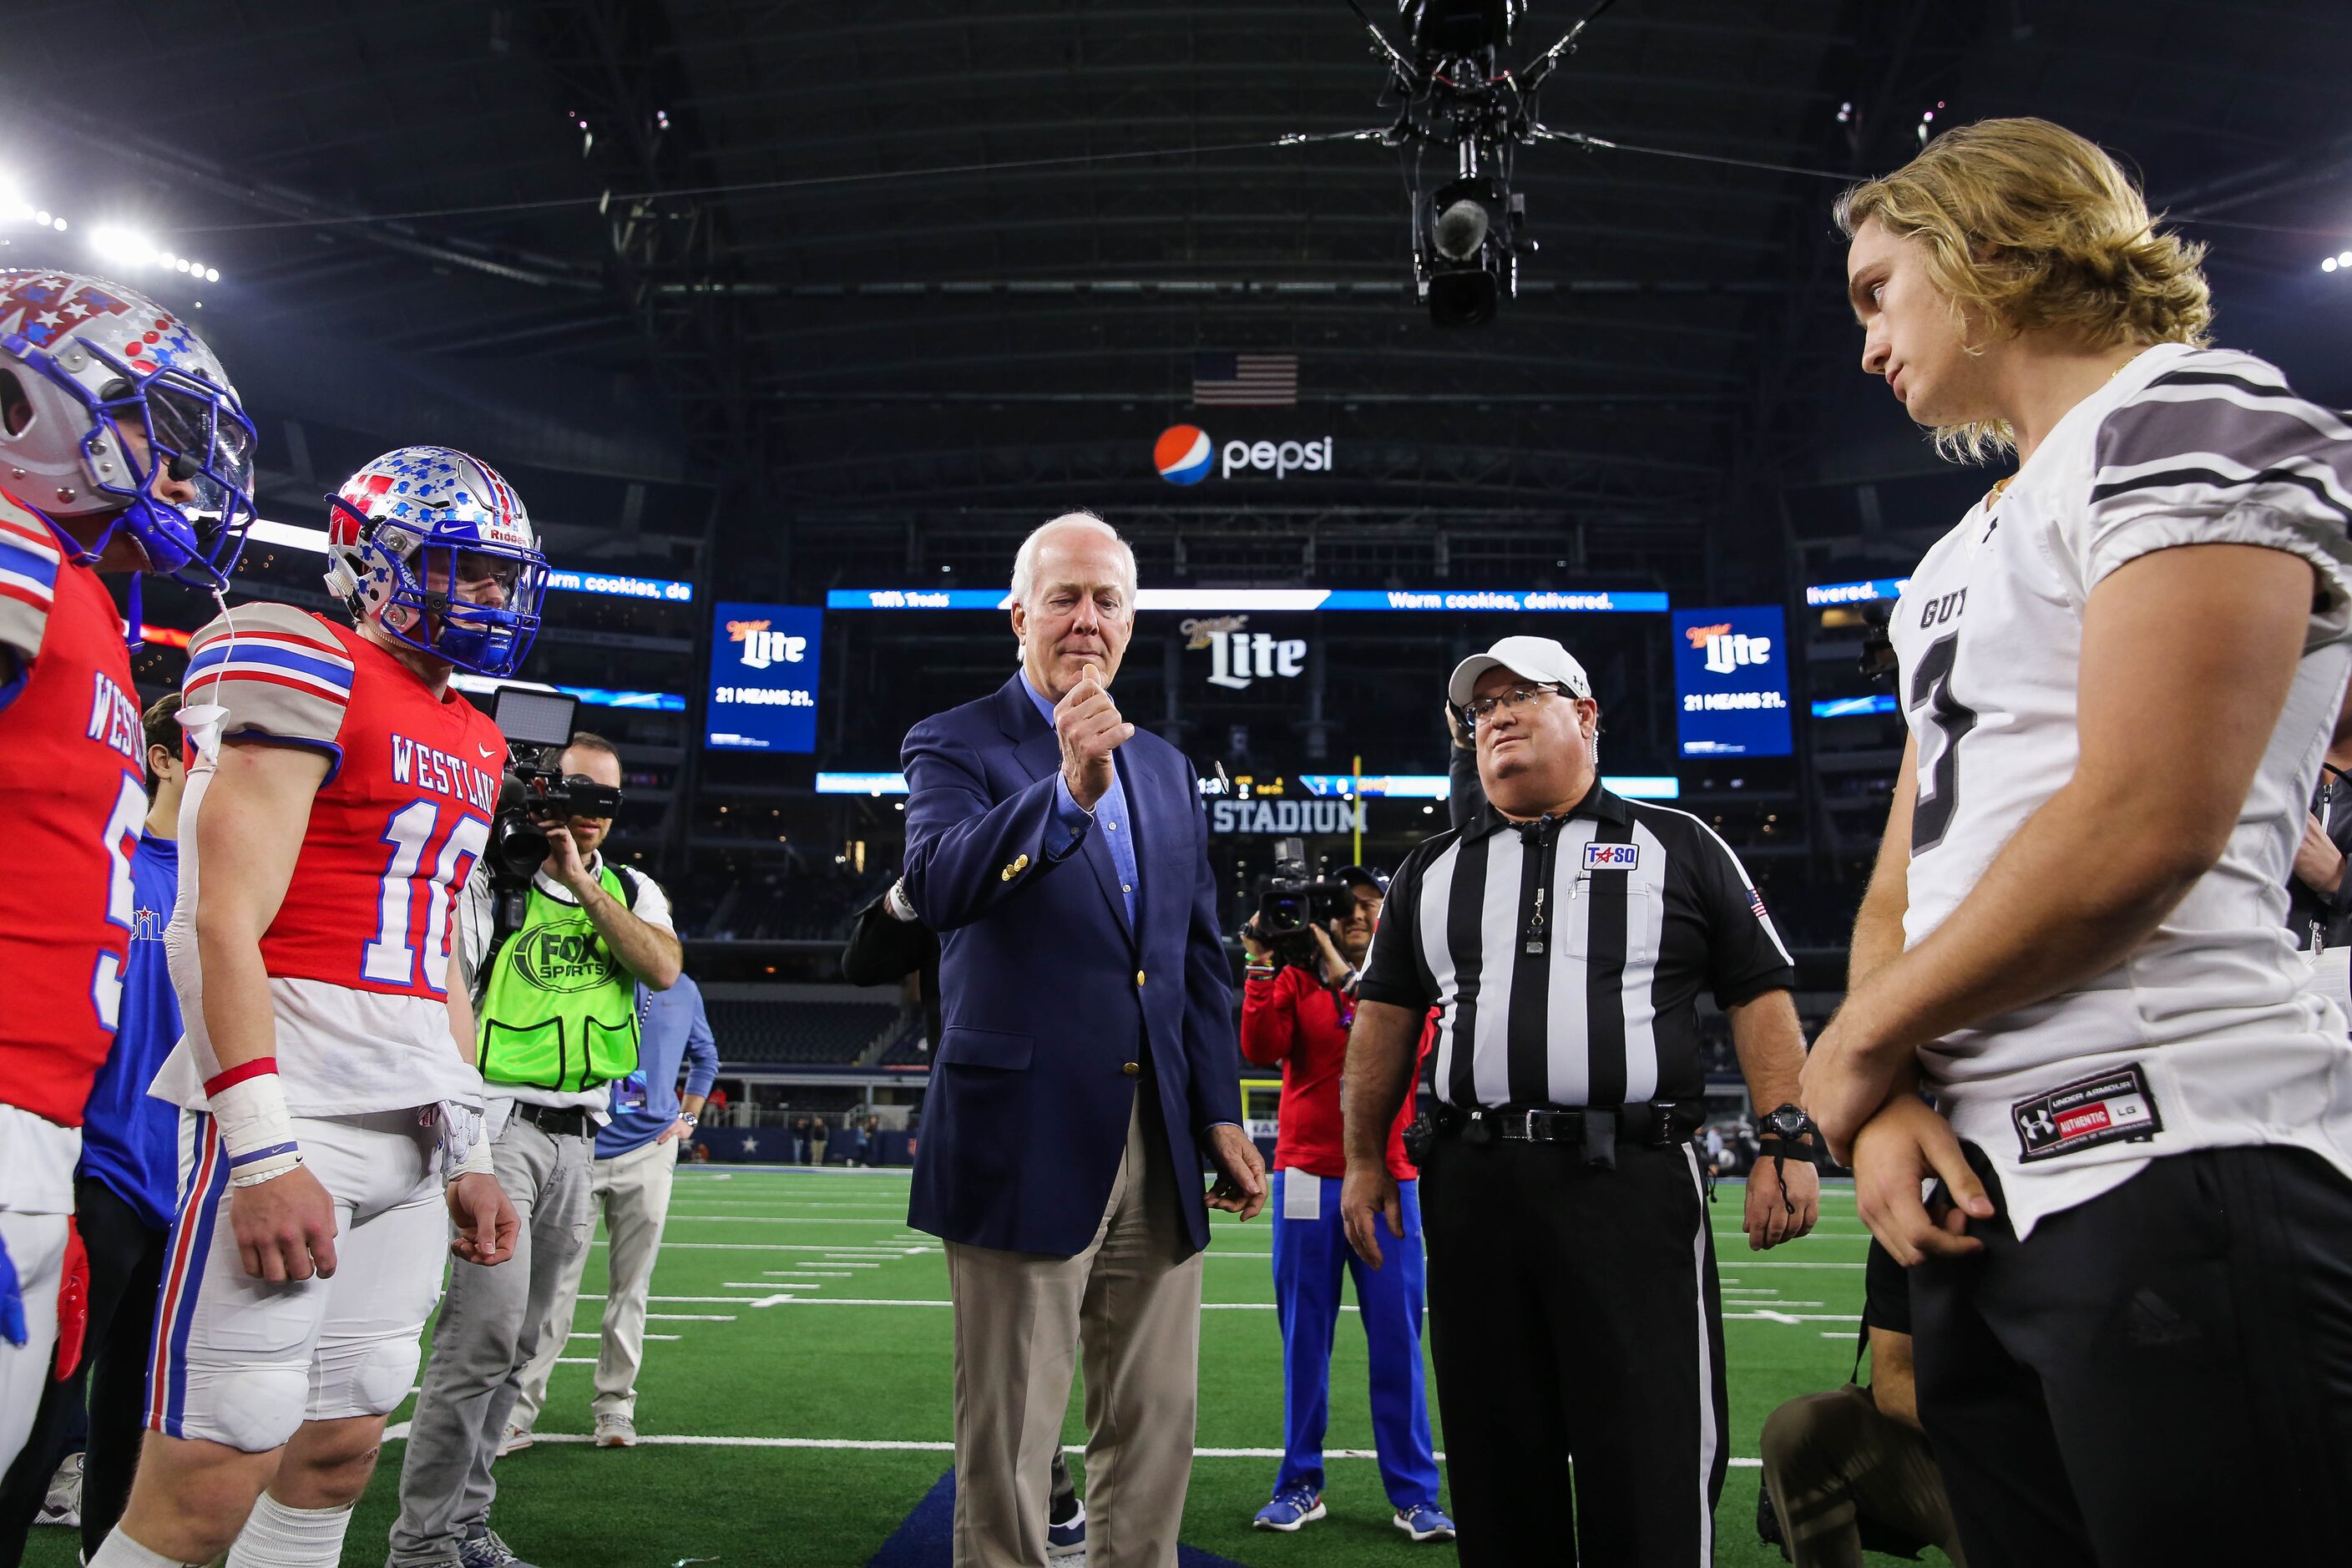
[0,268,256,1479]
[92,448,547,1568]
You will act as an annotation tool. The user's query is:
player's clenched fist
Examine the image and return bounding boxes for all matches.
[1055,661,1135,810]
[231,1165,341,1282]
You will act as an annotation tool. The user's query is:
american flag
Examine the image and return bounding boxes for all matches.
[1748,888,1772,923]
[1192,352,1297,407]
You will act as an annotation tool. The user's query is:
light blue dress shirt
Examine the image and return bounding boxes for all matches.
[1023,670,1139,927]
[1019,670,1239,1139]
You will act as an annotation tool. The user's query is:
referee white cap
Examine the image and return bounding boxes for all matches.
[1448,635,1594,706]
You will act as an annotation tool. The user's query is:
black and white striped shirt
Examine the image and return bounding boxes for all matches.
[1358,785,1793,1110]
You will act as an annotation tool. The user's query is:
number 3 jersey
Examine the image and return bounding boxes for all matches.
[154,601,504,1118]
[1891,341,2352,1236]
[0,490,145,1211]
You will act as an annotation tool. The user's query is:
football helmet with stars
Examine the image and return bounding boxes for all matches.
[0,268,256,589]
[323,446,549,678]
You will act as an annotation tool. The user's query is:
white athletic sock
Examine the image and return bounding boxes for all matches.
[223,1494,355,1568]
[86,1528,205,1568]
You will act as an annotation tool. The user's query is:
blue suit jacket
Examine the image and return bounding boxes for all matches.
[900,673,1242,1257]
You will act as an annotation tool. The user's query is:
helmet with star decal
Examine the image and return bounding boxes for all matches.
[0,268,256,589]
[323,445,549,679]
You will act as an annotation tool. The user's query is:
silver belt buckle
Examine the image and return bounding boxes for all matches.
[1517,1110,1542,1141]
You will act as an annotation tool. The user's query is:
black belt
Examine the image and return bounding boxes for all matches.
[1424,1101,1702,1169]
[511,1102,594,1139]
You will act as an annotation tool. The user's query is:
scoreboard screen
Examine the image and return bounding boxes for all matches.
[1672,605,1792,757]
[706,602,823,752]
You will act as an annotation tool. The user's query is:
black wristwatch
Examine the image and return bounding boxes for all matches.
[1757,1103,1823,1161]
[1756,1103,1822,1216]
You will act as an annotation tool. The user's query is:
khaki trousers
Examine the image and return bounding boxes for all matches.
[946,1090,1203,1568]
[511,1133,680,1430]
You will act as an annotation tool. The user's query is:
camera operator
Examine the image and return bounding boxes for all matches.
[1237,861,1452,1540]
[389,732,681,1568]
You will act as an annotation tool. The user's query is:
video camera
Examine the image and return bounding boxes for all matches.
[1253,836,1355,938]
[485,687,625,887]
[1324,0,1617,326]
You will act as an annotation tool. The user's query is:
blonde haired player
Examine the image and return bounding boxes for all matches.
[93,448,549,1568]
[1802,117,2352,1564]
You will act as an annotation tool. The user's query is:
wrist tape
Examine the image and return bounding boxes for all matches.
[205,1060,303,1188]
[436,1101,496,1183]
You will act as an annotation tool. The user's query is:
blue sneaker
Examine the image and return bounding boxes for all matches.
[1393,1504,1456,1542]
[1252,1487,1327,1531]
[1047,1495,1085,1560]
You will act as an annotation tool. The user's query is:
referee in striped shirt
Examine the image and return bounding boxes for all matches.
[1340,635,1822,1565]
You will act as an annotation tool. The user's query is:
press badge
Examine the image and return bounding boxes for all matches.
[1282,1173,1322,1222]
[1583,843,1640,871]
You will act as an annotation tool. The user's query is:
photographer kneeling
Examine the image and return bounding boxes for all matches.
[1238,862,1451,1542]
[390,732,681,1568]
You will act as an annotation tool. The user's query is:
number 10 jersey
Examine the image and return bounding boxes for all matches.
[1890,341,2352,1237]
[155,603,503,1117]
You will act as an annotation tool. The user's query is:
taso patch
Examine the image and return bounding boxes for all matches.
[1583,842,1640,871]
[2011,1063,2162,1164]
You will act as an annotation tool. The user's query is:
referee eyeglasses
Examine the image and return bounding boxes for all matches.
[1463,680,1575,728]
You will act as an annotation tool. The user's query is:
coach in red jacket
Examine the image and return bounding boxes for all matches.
[1238,894,1452,1542]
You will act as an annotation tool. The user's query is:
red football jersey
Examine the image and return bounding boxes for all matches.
[0,491,148,1128]
[182,604,503,999]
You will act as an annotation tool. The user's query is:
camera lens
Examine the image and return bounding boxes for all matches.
[493,813,550,879]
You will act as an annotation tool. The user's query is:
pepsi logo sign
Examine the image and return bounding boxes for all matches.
[1155,425,1213,486]
[1153,427,1334,484]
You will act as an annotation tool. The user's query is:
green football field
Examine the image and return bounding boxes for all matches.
[27,1166,1952,1568]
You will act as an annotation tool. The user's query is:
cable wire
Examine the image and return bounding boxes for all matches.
[170,128,1859,237]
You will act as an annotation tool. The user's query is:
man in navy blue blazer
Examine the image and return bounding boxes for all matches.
[900,511,1266,1568]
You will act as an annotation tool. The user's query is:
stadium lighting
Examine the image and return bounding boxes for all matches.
[72,224,224,282]
[89,225,157,266]
[1,182,65,232]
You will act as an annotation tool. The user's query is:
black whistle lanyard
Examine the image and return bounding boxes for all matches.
[1520,816,1563,957]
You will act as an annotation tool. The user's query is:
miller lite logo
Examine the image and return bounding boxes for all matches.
[1686,621,1773,675]
[728,618,807,671]
[1183,613,1306,691]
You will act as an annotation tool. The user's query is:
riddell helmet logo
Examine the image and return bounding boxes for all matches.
[1155,425,1213,485]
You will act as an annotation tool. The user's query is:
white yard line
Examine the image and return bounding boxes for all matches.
[385,1426,1766,1469]
[571,1332,680,1342]
[588,1242,935,1254]
[664,1216,915,1226]
[645,1313,739,1321]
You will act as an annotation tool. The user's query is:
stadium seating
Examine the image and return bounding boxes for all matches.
[705,997,903,1065]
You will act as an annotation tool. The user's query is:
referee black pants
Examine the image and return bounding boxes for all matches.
[1420,1132,1727,1566]
[1912,1143,2352,1567]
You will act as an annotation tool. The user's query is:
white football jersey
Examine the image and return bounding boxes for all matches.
[1892,341,2352,1237]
